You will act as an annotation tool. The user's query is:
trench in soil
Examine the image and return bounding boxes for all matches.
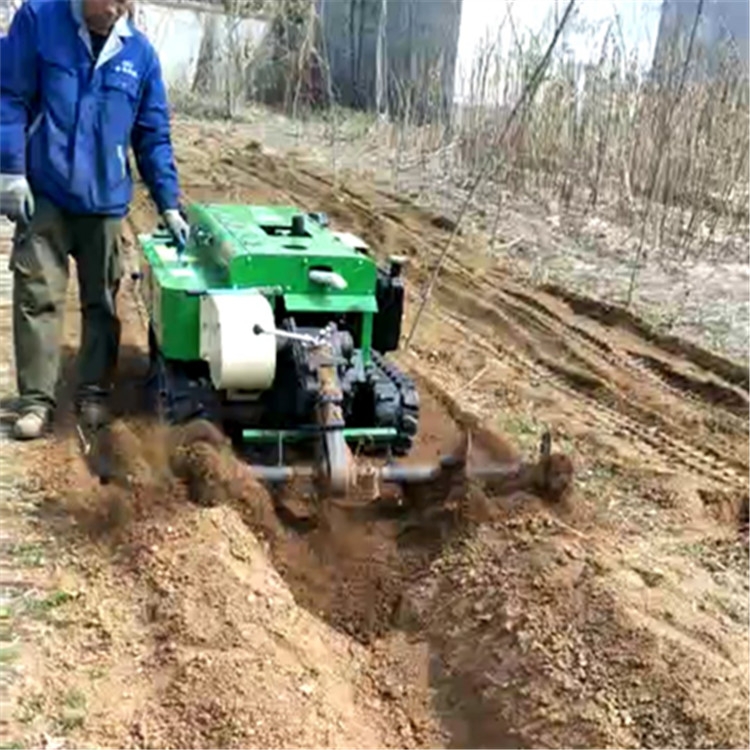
[43,338,533,748]
[18,173,538,746]
[133,356,482,646]
[112,177,545,644]
[6,135,748,749]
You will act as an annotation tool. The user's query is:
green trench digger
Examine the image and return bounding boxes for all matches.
[89,203,569,509]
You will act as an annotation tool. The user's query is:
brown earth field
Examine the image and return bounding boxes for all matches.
[1,121,748,750]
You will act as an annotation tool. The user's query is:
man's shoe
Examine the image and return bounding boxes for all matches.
[11,409,49,441]
[78,398,110,430]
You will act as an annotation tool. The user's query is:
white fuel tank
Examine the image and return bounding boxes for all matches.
[199,292,277,391]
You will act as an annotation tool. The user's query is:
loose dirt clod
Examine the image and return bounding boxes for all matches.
[105,419,159,488]
[168,431,282,541]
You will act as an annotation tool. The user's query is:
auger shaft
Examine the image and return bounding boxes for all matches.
[246,458,524,486]
[245,431,572,505]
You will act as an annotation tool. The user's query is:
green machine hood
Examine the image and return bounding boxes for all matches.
[138,203,383,361]
[185,204,378,313]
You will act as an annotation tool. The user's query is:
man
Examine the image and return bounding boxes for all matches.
[0,0,189,440]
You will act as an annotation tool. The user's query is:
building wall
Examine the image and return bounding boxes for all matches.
[318,0,463,122]
[130,3,267,91]
[1,0,462,120]
[652,0,749,81]
[0,0,21,34]
[0,0,266,91]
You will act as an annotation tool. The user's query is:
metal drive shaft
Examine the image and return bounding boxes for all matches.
[244,457,525,487]
[244,430,572,505]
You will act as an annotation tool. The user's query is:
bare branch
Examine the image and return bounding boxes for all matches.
[404,0,578,350]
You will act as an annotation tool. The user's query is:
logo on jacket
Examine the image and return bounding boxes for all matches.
[114,60,139,79]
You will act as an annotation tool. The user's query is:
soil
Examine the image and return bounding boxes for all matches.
[0,121,747,749]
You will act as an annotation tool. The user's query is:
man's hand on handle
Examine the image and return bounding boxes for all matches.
[163,208,189,249]
[0,174,34,224]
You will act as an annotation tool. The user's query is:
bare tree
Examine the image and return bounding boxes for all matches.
[375,0,388,120]
[193,13,220,95]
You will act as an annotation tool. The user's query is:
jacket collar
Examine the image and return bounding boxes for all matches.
[70,0,133,69]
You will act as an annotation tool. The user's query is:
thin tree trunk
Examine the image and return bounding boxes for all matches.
[375,0,388,119]
[625,0,705,307]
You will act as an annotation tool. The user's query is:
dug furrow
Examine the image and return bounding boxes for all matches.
[429,304,748,490]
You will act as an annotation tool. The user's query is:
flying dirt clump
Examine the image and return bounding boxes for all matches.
[168,419,283,541]
[52,418,280,546]
[55,419,184,541]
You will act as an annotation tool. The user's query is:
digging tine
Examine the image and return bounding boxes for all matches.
[540,430,552,461]
[77,421,113,485]
[76,422,91,456]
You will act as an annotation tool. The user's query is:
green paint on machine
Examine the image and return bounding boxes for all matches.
[241,427,398,444]
[137,202,415,460]
[139,204,381,361]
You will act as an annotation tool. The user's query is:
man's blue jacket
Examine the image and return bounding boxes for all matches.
[0,0,180,216]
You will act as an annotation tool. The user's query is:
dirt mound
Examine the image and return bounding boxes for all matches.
[130,506,389,749]
[396,501,750,749]
[30,422,402,748]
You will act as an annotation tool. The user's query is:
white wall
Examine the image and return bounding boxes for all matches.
[0,1,267,88]
[1,0,664,104]
[136,3,267,89]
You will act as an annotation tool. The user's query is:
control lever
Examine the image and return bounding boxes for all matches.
[253,324,332,347]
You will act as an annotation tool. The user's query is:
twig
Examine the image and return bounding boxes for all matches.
[493,235,523,253]
[404,0,577,350]
[620,151,635,213]
[452,364,490,397]
[550,518,589,540]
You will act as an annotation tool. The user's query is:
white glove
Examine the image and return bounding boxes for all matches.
[0,174,34,224]
[163,209,190,248]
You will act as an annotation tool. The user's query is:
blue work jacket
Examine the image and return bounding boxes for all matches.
[0,0,180,216]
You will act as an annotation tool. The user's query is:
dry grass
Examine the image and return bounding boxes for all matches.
[164,0,749,357]
[242,3,744,256]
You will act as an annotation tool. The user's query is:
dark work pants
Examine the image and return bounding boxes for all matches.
[10,196,122,414]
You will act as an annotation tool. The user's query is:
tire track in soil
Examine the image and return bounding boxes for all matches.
[431,302,746,490]
[498,284,748,421]
[459,286,747,438]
